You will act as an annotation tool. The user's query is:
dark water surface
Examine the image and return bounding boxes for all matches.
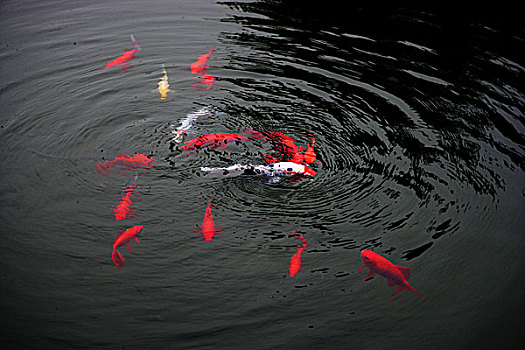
[1,0,524,349]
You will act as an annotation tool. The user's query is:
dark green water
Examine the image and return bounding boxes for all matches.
[1,0,523,349]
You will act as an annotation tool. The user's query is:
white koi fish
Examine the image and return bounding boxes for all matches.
[201,162,317,177]
[157,65,170,99]
[170,106,211,143]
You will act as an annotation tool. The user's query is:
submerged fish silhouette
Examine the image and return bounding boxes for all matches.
[358,250,426,301]
[170,106,212,143]
[182,133,246,154]
[95,154,155,175]
[112,184,137,221]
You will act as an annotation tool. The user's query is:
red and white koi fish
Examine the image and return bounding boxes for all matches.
[170,106,211,143]
[190,47,216,89]
[287,231,307,277]
[182,133,246,154]
[104,35,140,71]
[304,136,316,163]
[95,154,155,175]
[112,184,137,221]
[194,200,223,242]
[201,161,316,177]
[112,225,142,268]
[157,64,170,99]
[358,250,426,301]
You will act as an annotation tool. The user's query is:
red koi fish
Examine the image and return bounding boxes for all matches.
[182,133,246,154]
[95,154,155,175]
[104,35,140,71]
[191,47,215,74]
[304,136,316,163]
[358,250,426,301]
[112,184,137,221]
[191,47,216,89]
[112,225,143,268]
[194,200,223,242]
[287,231,307,277]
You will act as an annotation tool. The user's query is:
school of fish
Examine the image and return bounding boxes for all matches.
[97,36,426,302]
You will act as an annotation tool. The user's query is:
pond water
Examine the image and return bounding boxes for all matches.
[1,0,523,349]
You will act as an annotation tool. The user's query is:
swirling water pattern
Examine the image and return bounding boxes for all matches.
[1,1,523,349]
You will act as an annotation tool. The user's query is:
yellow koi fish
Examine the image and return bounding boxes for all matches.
[157,65,170,99]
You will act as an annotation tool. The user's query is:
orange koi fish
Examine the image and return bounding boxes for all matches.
[112,225,142,268]
[287,231,307,277]
[194,200,223,242]
[304,136,316,163]
[104,35,140,71]
[191,47,215,74]
[95,154,155,175]
[191,47,216,89]
[112,184,137,221]
[182,133,246,154]
[358,250,426,301]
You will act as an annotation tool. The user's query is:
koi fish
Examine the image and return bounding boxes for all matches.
[157,64,170,99]
[287,231,307,277]
[358,250,426,301]
[104,35,140,71]
[112,184,137,221]
[182,133,246,154]
[194,200,223,242]
[304,136,316,163]
[112,225,143,268]
[201,161,316,177]
[95,154,155,175]
[170,106,211,143]
[191,47,216,89]
[190,47,215,74]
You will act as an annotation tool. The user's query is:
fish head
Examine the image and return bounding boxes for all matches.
[361,250,379,267]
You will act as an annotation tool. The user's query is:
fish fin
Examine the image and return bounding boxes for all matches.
[408,284,426,301]
[215,228,224,235]
[397,266,411,279]
[193,225,202,234]
[390,287,403,300]
[133,237,140,244]
[358,264,367,273]
[112,249,125,268]
[387,279,396,287]
[365,271,376,281]
[126,242,131,253]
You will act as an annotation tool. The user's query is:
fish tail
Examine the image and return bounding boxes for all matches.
[112,249,125,268]
[411,287,426,301]
[130,35,140,51]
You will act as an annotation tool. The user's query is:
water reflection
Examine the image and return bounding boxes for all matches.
[216,0,524,258]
